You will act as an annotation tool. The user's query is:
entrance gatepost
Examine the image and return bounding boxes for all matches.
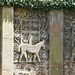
[2,6,14,75]
[49,10,63,75]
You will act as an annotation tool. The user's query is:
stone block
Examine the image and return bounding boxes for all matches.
[2,39,14,70]
[49,10,63,75]
[2,6,14,39]
[2,70,13,75]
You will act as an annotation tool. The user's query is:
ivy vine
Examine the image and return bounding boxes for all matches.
[0,1,75,11]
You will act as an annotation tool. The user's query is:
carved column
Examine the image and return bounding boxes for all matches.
[2,6,14,75]
[48,10,63,75]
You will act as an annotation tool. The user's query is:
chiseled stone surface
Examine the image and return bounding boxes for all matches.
[2,6,14,75]
[49,10,63,75]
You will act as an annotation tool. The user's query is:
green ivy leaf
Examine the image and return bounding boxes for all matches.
[0,1,75,11]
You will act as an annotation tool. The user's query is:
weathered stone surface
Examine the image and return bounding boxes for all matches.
[49,10,63,75]
[14,8,50,75]
[2,39,13,70]
[2,70,13,75]
[2,6,14,39]
[2,6,14,75]
[1,6,75,75]
[63,11,75,75]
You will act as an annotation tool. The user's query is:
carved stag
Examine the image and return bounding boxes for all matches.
[18,40,45,62]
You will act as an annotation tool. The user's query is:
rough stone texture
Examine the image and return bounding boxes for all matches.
[63,11,75,75]
[0,7,2,75]
[49,10,63,75]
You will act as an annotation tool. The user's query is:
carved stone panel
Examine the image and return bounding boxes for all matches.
[14,8,50,75]
[63,11,75,75]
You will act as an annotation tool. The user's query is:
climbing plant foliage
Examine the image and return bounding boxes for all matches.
[0,1,75,11]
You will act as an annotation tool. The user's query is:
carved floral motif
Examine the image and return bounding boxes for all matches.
[64,11,75,75]
[14,8,49,75]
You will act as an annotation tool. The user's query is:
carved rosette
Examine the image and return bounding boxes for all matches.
[14,8,49,75]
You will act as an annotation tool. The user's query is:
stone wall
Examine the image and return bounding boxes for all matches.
[0,6,75,75]
[0,7,2,75]
[1,7,63,75]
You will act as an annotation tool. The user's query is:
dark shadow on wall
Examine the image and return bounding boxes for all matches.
[0,7,2,75]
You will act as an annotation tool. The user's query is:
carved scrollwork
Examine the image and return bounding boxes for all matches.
[14,30,20,39]
[40,51,48,62]
[14,19,20,26]
[64,11,75,75]
[31,21,39,30]
[22,33,29,43]
[32,33,39,44]
[14,8,49,75]
[20,9,26,18]
[41,31,48,40]
[22,20,30,30]
[14,43,18,52]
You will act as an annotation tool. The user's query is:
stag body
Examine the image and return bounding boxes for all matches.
[19,40,44,62]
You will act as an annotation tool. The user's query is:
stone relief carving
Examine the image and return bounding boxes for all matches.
[19,40,45,62]
[14,8,49,75]
[72,47,75,62]
[64,11,75,75]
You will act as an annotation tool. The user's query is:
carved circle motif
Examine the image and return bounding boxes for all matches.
[41,21,47,30]
[41,31,48,40]
[14,19,20,27]
[32,33,39,44]
[14,30,20,39]
[31,21,39,30]
[40,51,48,61]
[22,33,29,43]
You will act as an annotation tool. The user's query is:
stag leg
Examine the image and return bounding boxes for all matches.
[19,54,23,61]
[33,54,36,62]
[24,51,28,62]
[36,53,40,62]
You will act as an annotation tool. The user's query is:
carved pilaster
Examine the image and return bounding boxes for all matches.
[49,10,63,75]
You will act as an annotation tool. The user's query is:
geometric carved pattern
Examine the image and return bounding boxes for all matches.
[14,8,49,75]
[63,11,75,75]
